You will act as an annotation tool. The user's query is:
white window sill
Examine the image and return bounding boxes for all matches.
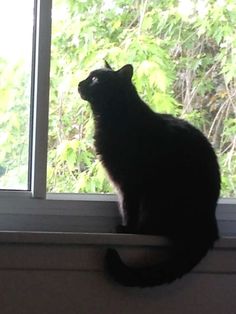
[0,231,235,275]
[0,231,169,246]
[0,230,234,247]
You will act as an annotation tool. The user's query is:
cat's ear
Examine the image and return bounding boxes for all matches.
[104,60,113,70]
[117,64,133,81]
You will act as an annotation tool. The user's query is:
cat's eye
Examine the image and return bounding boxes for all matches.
[91,76,99,84]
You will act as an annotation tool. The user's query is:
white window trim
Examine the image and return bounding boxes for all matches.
[31,0,51,198]
[0,192,235,237]
[0,0,235,239]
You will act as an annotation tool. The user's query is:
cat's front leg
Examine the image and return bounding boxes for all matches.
[116,224,130,233]
[117,192,140,234]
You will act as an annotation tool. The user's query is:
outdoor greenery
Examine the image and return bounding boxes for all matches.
[0,52,31,190]
[0,0,236,196]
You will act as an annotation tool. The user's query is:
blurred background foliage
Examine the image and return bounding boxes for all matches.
[0,0,33,189]
[0,0,235,196]
[48,0,236,196]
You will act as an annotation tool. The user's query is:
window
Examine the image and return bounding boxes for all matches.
[0,0,34,189]
[0,0,235,236]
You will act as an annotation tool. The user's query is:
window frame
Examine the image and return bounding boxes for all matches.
[0,0,235,237]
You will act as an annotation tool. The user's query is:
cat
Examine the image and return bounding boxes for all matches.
[78,61,221,287]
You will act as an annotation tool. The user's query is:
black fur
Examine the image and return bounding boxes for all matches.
[78,62,220,287]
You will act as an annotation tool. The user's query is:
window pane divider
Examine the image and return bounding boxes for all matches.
[31,0,52,199]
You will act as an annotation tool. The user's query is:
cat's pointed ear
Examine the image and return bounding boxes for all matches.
[104,60,113,70]
[117,64,133,81]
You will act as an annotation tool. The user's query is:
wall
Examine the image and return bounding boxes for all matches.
[0,234,235,314]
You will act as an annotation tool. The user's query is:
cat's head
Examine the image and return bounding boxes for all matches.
[78,62,133,105]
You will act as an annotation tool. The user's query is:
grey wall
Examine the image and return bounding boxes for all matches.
[0,240,235,314]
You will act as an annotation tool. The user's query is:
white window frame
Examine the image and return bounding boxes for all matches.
[0,0,235,237]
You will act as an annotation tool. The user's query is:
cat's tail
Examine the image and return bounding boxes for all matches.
[105,230,218,287]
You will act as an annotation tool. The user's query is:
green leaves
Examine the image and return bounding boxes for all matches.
[46,0,236,196]
[0,57,30,189]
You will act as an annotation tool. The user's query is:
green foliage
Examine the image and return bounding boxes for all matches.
[1,0,236,196]
[47,0,236,196]
[0,58,30,189]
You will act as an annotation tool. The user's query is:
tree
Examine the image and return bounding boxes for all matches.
[47,0,236,196]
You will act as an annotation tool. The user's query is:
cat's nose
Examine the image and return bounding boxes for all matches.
[78,82,85,99]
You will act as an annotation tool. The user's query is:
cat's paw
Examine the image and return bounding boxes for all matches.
[116,225,129,233]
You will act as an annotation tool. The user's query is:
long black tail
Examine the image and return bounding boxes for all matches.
[105,235,217,287]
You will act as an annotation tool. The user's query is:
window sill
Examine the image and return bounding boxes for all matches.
[0,231,235,274]
[0,230,169,246]
[0,230,235,249]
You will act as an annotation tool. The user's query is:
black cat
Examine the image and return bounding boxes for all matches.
[78,61,220,287]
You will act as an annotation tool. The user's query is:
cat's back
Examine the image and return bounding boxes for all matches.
[138,110,220,183]
[149,112,215,155]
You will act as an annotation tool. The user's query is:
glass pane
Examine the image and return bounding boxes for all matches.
[0,0,34,190]
[48,0,236,197]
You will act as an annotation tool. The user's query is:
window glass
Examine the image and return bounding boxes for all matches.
[48,0,236,196]
[0,0,34,190]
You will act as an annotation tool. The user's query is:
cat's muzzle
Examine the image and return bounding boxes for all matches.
[78,83,87,100]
